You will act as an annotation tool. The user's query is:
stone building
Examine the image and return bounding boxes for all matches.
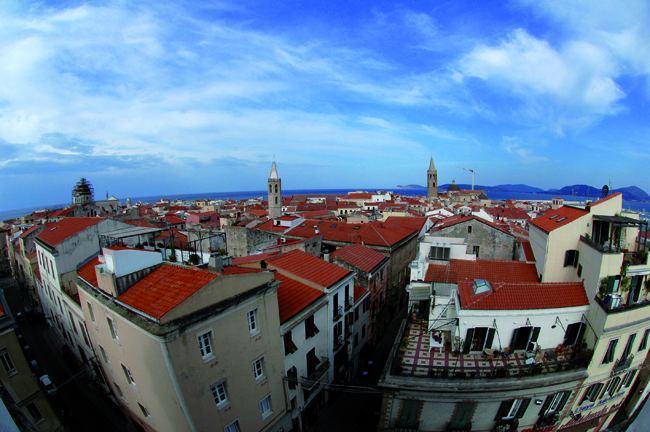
[427,157,438,199]
[268,162,282,219]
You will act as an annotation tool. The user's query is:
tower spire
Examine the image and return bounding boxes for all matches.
[270,161,279,179]
[429,156,435,171]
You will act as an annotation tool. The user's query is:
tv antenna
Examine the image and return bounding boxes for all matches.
[458,167,476,191]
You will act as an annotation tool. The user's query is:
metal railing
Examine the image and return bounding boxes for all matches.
[612,355,634,375]
[333,305,343,321]
[301,357,330,390]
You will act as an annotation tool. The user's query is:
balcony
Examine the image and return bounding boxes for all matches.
[595,295,650,314]
[393,419,420,432]
[345,325,353,338]
[333,335,344,352]
[612,355,634,375]
[301,357,330,390]
[345,296,354,311]
[333,305,343,321]
[390,318,592,380]
[580,235,620,254]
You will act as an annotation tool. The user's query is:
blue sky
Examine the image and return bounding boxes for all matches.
[1,0,649,210]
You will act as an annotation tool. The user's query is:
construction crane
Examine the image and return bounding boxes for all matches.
[458,166,476,191]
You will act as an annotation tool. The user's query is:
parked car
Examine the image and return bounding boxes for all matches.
[39,375,56,395]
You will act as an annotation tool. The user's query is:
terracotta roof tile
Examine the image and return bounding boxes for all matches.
[354,285,367,302]
[519,239,535,262]
[458,281,588,310]
[219,267,267,275]
[123,219,157,228]
[118,264,218,319]
[268,249,351,288]
[587,192,622,207]
[424,259,539,284]
[384,216,429,233]
[276,273,324,324]
[281,220,416,247]
[232,251,282,265]
[36,217,105,247]
[530,206,588,233]
[330,244,388,273]
[19,225,42,238]
[78,256,102,288]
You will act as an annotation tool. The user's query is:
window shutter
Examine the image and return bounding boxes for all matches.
[595,383,605,401]
[516,398,531,418]
[557,391,571,412]
[607,277,616,294]
[564,250,572,267]
[632,277,641,302]
[486,328,495,350]
[531,327,541,344]
[538,395,552,416]
[495,401,510,421]
[510,328,521,352]
[463,329,474,354]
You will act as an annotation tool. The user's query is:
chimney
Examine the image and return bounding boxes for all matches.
[324,253,330,263]
[208,253,224,272]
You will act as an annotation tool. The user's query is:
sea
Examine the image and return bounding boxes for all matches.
[2,187,650,222]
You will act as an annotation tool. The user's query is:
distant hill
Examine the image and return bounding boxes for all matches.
[396,184,426,189]
[550,185,649,201]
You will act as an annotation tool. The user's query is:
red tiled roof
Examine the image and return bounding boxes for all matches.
[232,251,282,265]
[330,244,388,273]
[27,251,36,260]
[384,216,429,233]
[485,207,531,221]
[424,259,539,284]
[283,220,417,247]
[587,192,622,207]
[36,217,105,247]
[458,281,588,310]
[519,239,535,262]
[433,214,512,236]
[220,267,267,275]
[247,209,269,217]
[118,264,218,319]
[268,249,352,288]
[123,219,157,228]
[275,273,324,324]
[530,206,588,233]
[19,225,42,238]
[50,206,78,218]
[340,193,373,200]
[354,285,367,302]
[78,256,102,287]
[297,210,333,217]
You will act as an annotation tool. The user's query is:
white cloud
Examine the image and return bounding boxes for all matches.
[501,136,548,163]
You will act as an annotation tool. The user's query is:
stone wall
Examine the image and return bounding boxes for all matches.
[436,220,517,260]
[224,226,280,258]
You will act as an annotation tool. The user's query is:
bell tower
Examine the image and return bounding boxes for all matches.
[268,161,282,219]
[427,157,438,198]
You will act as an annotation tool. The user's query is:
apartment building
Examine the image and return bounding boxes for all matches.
[76,247,290,432]
[529,193,650,431]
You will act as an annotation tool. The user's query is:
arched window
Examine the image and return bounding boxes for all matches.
[275,184,278,193]
[269,185,272,193]
[275,197,278,205]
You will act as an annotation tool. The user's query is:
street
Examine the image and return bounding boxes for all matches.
[2,276,132,432]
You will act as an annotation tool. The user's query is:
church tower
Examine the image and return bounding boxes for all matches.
[268,161,282,219]
[427,157,438,198]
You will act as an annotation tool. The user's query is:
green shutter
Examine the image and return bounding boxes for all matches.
[516,398,531,418]
[463,329,474,354]
[495,401,510,421]
[510,328,521,352]
[486,328,495,350]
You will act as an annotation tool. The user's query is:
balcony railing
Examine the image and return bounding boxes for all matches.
[345,296,354,310]
[580,235,621,254]
[333,305,343,321]
[612,355,634,375]
[595,295,650,314]
[624,251,649,267]
[394,419,420,432]
[345,325,353,338]
[333,335,344,352]
[301,357,330,390]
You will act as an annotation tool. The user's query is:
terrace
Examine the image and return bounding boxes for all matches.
[391,318,592,380]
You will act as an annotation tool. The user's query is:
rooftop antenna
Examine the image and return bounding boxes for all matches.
[458,166,476,191]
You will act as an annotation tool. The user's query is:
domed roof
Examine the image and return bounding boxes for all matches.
[478,192,489,200]
[74,178,92,196]
[447,180,461,192]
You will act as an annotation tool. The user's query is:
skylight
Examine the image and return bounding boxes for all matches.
[472,279,492,295]
[330,224,337,228]
[556,217,567,223]
[549,215,560,220]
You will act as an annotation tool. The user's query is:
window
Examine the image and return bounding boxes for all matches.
[138,402,152,421]
[305,315,320,338]
[622,333,637,359]
[287,366,298,389]
[639,329,650,351]
[564,250,579,268]
[577,264,583,278]
[197,331,213,359]
[259,394,272,418]
[224,420,241,432]
[113,382,124,399]
[247,309,258,334]
[0,350,16,375]
[495,398,530,421]
[69,312,78,334]
[121,364,135,386]
[539,392,570,418]
[582,383,604,404]
[99,345,110,364]
[81,324,90,347]
[253,357,265,380]
[306,348,320,377]
[468,226,472,234]
[107,317,118,341]
[354,333,359,348]
[429,245,451,260]
[472,245,480,257]
[602,339,618,364]
[87,302,96,324]
[362,324,366,338]
[603,377,622,398]
[355,306,360,322]
[622,370,637,388]
[284,332,298,355]
[26,402,43,422]
[212,381,229,406]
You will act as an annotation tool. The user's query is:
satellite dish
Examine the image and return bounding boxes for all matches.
[602,185,609,198]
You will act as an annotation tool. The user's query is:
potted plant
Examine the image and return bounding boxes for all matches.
[452,336,464,356]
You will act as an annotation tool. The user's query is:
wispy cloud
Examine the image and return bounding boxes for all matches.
[501,136,548,163]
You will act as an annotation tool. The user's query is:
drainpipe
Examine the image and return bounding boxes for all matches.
[158,337,198,432]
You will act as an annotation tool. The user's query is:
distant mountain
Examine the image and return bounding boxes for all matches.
[396,184,426,189]
[492,184,545,193]
[548,185,649,201]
